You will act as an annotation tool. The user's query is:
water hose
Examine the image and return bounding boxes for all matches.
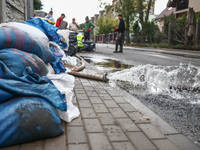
[68,54,109,82]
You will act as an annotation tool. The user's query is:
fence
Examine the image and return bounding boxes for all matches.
[92,32,117,44]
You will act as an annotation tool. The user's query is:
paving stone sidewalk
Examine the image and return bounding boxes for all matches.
[1,64,200,150]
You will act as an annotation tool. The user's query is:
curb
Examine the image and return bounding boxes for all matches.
[98,44,200,59]
[126,47,200,59]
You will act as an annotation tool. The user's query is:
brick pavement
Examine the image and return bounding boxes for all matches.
[1,66,200,150]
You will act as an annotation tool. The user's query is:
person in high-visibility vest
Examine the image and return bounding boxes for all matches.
[77,34,84,49]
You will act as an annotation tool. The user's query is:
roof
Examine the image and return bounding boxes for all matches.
[155,7,176,20]
[167,0,177,7]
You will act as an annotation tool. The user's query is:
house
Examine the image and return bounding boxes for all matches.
[155,7,176,32]
[167,0,200,18]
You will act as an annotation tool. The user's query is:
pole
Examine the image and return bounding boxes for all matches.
[168,22,171,46]
[0,0,6,23]
[196,18,200,49]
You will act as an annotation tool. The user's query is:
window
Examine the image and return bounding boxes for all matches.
[177,0,189,11]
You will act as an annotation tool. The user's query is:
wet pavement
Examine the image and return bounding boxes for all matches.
[79,45,200,146]
[2,55,200,150]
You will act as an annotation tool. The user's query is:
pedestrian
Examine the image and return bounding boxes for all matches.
[69,18,80,33]
[113,14,125,53]
[45,11,55,22]
[56,13,65,28]
[82,16,95,41]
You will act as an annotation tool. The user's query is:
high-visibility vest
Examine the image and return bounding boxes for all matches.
[77,35,84,47]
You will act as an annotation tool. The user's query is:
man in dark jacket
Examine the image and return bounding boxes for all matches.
[113,14,125,53]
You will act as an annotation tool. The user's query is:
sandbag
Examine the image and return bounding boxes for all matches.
[0,97,63,147]
[69,32,77,45]
[0,48,48,77]
[57,29,70,50]
[50,52,66,74]
[0,26,56,63]
[65,44,77,56]
[0,61,67,110]
[0,22,49,48]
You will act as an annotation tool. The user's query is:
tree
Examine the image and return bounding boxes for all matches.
[34,0,43,10]
[102,0,135,43]
[96,12,118,35]
[136,0,155,43]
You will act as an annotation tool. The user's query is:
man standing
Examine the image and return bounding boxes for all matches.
[45,11,55,22]
[83,16,95,41]
[56,13,65,28]
[69,18,80,33]
[113,14,125,53]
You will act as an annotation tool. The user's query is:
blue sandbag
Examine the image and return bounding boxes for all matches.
[0,48,48,77]
[0,26,56,63]
[50,47,66,74]
[0,97,64,147]
[23,18,62,44]
[0,61,67,110]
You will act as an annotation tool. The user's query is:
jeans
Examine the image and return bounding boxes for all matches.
[115,32,124,52]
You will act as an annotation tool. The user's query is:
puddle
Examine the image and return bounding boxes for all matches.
[82,56,133,73]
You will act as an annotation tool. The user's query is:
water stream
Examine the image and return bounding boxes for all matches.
[81,54,200,145]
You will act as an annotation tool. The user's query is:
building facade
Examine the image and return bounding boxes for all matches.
[0,0,33,23]
[167,0,200,18]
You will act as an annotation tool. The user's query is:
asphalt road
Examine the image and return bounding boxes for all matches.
[94,44,200,67]
[79,44,200,145]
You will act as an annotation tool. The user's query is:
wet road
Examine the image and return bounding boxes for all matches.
[79,44,200,145]
[94,44,200,67]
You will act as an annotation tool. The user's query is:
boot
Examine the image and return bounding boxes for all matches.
[119,44,123,53]
[113,44,118,53]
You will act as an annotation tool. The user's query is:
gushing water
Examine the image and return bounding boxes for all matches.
[108,63,200,101]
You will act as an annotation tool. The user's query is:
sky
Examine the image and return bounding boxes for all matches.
[41,0,169,24]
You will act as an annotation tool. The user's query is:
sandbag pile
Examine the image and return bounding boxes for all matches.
[0,18,79,147]
[65,32,78,56]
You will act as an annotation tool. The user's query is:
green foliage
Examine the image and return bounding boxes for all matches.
[132,21,140,43]
[144,21,159,43]
[96,12,118,35]
[164,13,186,45]
[34,0,43,10]
[79,23,85,30]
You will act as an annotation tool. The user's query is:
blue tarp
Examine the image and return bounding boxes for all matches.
[0,61,67,111]
[23,18,62,44]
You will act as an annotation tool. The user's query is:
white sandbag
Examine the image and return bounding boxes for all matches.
[57,90,80,123]
[0,22,49,49]
[49,41,77,66]
[57,29,70,51]
[46,64,55,74]
[47,73,80,122]
[49,41,66,58]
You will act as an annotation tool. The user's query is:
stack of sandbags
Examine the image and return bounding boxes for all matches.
[0,22,67,147]
[0,26,56,64]
[0,61,67,147]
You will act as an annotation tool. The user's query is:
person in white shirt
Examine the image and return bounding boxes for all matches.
[69,18,80,33]
[45,11,55,22]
